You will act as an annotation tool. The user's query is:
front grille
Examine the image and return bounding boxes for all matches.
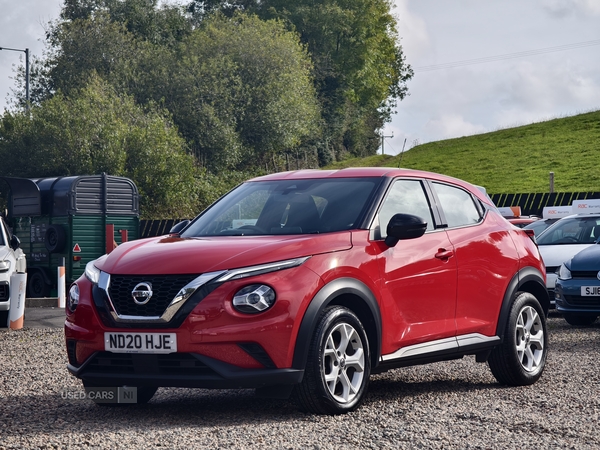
[108,275,199,317]
[546,266,560,274]
[572,271,600,278]
[82,352,215,377]
[563,295,600,307]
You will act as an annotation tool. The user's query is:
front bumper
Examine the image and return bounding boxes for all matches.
[555,281,600,314]
[67,350,304,389]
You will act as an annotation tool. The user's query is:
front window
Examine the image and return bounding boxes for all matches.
[537,217,600,245]
[378,179,435,237]
[181,178,380,237]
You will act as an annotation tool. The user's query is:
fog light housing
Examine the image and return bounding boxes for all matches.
[68,284,80,312]
[233,284,276,313]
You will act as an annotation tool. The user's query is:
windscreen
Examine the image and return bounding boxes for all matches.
[181,178,379,237]
[537,217,600,245]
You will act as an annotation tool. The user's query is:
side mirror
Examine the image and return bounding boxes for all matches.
[10,234,20,251]
[385,213,427,247]
[170,220,190,235]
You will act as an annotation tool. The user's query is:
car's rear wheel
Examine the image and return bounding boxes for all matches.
[563,313,598,326]
[488,291,547,386]
[295,306,371,414]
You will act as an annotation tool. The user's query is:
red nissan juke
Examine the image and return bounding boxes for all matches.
[65,168,549,414]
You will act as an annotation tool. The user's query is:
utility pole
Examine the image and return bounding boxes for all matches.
[381,133,393,155]
[0,46,30,113]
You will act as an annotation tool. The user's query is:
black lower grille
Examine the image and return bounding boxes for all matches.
[108,275,199,317]
[564,295,600,307]
[67,340,79,367]
[82,352,216,377]
[0,283,8,302]
[572,271,600,278]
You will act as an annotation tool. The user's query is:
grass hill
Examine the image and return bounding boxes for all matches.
[325,110,600,194]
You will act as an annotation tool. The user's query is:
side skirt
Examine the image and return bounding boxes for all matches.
[374,333,500,373]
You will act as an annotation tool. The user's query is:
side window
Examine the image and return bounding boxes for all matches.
[432,182,482,228]
[378,179,435,237]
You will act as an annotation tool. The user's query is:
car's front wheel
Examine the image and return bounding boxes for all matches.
[563,313,598,326]
[295,306,371,414]
[488,291,547,386]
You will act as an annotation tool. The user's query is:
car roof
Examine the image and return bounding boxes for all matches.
[249,168,493,205]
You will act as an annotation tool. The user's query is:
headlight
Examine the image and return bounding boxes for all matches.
[0,260,10,272]
[233,284,276,313]
[557,264,572,280]
[85,260,101,284]
[68,284,80,311]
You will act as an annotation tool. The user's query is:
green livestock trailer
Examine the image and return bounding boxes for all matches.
[1,174,139,298]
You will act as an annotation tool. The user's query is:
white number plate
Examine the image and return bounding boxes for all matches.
[105,332,177,353]
[581,286,600,296]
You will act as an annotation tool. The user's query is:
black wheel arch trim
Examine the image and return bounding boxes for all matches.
[496,266,549,340]
[292,277,382,371]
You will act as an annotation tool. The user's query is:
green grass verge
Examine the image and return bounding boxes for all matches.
[325,110,600,194]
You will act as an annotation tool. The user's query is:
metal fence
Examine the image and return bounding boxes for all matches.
[139,219,189,238]
[490,192,600,217]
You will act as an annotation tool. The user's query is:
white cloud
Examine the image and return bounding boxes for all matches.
[424,113,487,140]
[541,0,600,17]
[392,0,430,61]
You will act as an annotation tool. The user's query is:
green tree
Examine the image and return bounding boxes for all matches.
[0,76,198,218]
[26,4,321,172]
[160,13,321,170]
[188,0,413,162]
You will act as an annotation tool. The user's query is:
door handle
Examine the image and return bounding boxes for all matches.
[435,248,454,260]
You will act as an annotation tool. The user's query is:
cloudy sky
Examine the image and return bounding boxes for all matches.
[1,0,599,155]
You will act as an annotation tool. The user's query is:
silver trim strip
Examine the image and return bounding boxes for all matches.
[380,333,500,362]
[215,257,310,282]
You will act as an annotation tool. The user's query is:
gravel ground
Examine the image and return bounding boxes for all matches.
[1,314,599,449]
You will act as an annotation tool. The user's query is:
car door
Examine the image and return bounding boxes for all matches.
[376,178,458,352]
[430,181,520,338]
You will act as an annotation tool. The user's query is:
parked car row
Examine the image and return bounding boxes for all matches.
[519,202,600,327]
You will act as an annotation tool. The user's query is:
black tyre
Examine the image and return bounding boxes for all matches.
[83,381,157,406]
[295,306,371,414]
[44,224,67,253]
[563,313,598,326]
[489,292,547,386]
[27,271,51,298]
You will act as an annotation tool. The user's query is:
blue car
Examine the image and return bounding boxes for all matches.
[555,244,600,326]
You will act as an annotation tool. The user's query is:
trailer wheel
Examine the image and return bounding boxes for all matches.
[27,271,51,298]
[45,225,67,253]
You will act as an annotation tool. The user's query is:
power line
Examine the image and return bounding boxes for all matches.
[414,39,600,72]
